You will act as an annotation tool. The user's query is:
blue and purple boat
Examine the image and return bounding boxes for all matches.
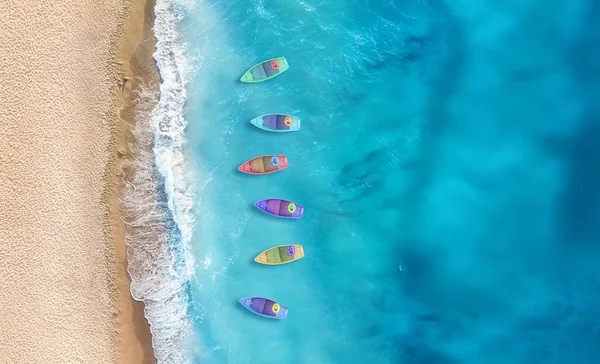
[239,297,288,319]
[254,198,304,218]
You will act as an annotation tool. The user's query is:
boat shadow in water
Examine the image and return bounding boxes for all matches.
[247,256,275,267]
[232,165,275,178]
[233,166,254,177]
[242,121,256,132]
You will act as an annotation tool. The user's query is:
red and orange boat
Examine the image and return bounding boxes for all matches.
[237,155,288,175]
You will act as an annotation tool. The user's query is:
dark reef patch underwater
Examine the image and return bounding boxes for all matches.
[138,0,600,362]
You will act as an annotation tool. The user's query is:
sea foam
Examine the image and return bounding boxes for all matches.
[121,0,197,363]
[151,0,197,275]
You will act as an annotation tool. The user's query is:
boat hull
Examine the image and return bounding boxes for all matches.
[238,155,288,175]
[254,198,304,218]
[239,297,288,319]
[254,244,305,265]
[250,114,301,133]
[240,57,289,83]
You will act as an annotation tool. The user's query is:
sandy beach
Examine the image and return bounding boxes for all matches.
[0,0,156,363]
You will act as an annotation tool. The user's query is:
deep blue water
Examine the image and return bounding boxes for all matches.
[140,0,600,363]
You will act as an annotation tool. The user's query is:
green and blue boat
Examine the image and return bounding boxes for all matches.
[240,57,289,83]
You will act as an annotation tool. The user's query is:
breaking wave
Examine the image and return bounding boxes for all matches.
[120,0,196,363]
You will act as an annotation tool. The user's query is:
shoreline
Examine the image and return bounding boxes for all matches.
[111,0,159,363]
[118,0,196,361]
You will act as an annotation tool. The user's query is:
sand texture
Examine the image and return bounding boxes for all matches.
[0,0,154,363]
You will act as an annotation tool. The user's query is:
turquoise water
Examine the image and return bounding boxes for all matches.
[139,0,600,363]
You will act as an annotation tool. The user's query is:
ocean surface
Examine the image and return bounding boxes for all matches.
[131,0,600,363]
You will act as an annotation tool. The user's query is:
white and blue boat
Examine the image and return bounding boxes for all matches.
[250,113,301,133]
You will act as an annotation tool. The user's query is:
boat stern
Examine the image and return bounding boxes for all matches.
[294,205,304,218]
[294,245,305,259]
[278,57,289,72]
[278,155,288,169]
[292,117,301,131]
[279,306,289,319]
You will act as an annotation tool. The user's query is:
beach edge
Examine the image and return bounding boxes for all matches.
[110,0,159,363]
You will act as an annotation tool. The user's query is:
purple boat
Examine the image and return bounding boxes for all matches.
[239,297,288,319]
[254,198,304,219]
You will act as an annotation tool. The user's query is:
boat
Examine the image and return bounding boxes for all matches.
[250,114,301,132]
[239,297,288,319]
[238,155,288,175]
[254,244,305,265]
[254,198,304,218]
[240,57,289,83]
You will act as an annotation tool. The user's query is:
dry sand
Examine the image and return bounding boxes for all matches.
[0,0,156,363]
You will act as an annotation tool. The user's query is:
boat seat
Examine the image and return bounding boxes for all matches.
[262,300,276,316]
[279,202,292,216]
[277,247,294,262]
[266,199,281,214]
[263,157,278,172]
[251,64,268,80]
[249,158,265,172]
[262,115,277,129]
[265,248,281,263]
[263,61,280,77]
[275,115,291,130]
[251,298,266,313]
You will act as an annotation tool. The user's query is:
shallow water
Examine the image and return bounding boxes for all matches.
[141,0,600,362]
